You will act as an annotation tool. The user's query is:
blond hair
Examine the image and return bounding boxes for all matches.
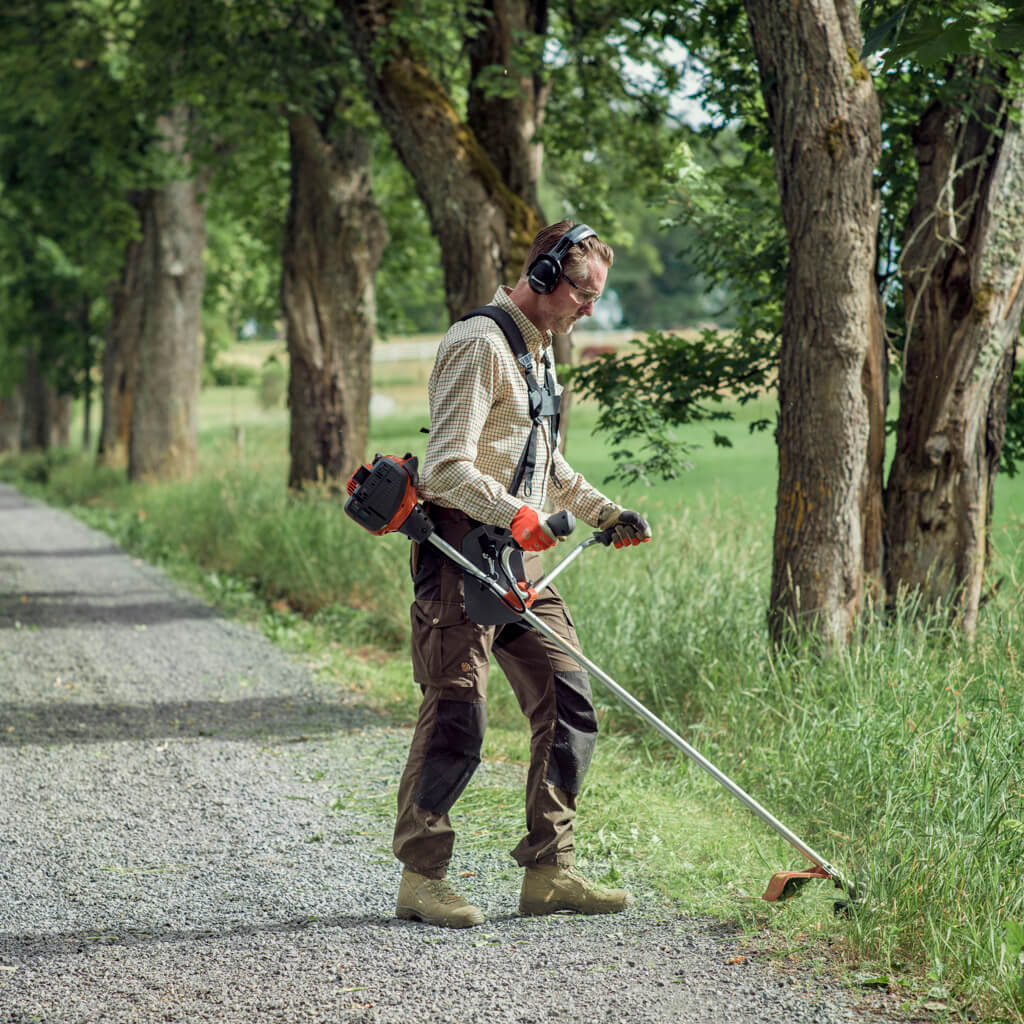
[522,220,614,281]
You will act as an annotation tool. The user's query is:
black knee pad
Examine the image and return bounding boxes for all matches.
[546,671,598,796]
[415,699,487,814]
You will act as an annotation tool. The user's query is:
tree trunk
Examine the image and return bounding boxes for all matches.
[338,0,543,319]
[466,0,548,212]
[884,78,1024,634]
[98,226,144,469]
[0,388,24,453]
[18,347,70,450]
[282,113,388,488]
[128,109,208,483]
[744,0,884,646]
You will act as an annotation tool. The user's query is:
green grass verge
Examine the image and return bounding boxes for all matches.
[2,383,1023,1023]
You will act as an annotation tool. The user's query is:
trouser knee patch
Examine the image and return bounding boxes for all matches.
[415,699,487,814]
[546,671,598,796]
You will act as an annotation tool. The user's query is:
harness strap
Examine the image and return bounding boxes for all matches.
[458,306,561,498]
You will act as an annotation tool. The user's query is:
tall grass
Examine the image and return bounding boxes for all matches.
[558,508,1024,1017]
[2,451,411,649]
[4,397,1023,1020]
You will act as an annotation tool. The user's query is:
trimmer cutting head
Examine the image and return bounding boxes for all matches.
[763,865,861,914]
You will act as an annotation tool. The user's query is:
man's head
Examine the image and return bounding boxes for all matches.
[513,221,614,335]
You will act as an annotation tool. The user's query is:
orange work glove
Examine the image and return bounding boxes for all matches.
[510,505,557,551]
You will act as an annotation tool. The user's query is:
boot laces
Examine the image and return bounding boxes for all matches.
[425,878,462,905]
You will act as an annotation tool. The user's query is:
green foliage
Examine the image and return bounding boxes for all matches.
[1002,358,1024,477]
[540,3,693,226]
[205,361,258,389]
[862,0,1024,70]
[203,125,289,362]
[570,328,776,485]
[0,3,142,401]
[562,0,1024,489]
[372,137,447,337]
[258,357,287,411]
[569,132,784,483]
[532,6,788,478]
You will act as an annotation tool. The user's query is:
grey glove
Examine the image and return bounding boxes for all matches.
[597,506,653,549]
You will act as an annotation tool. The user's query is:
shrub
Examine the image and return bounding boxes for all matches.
[258,356,287,410]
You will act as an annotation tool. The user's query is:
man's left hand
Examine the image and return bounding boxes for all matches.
[598,507,653,549]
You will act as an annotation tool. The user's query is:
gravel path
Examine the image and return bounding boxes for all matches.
[0,483,900,1024]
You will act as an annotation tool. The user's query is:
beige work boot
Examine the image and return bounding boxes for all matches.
[519,863,633,916]
[395,869,485,928]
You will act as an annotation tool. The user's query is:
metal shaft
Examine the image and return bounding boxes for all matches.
[531,536,599,594]
[427,530,848,891]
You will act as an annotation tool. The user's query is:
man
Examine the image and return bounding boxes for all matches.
[394,221,652,928]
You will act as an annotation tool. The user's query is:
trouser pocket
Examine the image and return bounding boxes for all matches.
[410,598,491,688]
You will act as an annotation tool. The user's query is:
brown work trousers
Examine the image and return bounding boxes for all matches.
[393,508,598,879]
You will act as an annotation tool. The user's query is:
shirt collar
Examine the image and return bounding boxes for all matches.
[495,286,548,356]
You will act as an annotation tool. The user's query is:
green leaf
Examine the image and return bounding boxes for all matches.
[1006,920,1024,958]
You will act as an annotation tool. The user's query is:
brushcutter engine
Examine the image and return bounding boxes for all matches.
[344,453,433,542]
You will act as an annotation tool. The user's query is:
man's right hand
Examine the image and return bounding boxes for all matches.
[598,506,653,548]
[510,506,557,551]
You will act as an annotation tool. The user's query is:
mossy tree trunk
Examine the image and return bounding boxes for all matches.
[339,0,545,321]
[281,112,388,488]
[884,78,1024,634]
[744,0,885,646]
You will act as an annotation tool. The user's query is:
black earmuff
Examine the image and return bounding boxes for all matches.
[526,223,597,295]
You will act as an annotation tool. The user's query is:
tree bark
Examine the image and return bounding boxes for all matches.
[98,225,144,469]
[281,113,388,488]
[0,389,24,453]
[338,0,543,319]
[885,78,1024,634]
[745,0,884,646]
[466,0,549,212]
[17,347,70,450]
[128,109,208,483]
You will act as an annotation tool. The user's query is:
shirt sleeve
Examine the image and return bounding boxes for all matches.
[419,337,523,527]
[548,446,619,528]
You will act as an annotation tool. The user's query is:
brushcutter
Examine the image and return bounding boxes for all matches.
[345,453,857,906]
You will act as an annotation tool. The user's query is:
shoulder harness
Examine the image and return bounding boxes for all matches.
[458,305,561,498]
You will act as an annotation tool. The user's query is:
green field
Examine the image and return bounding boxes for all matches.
[5,355,1024,1023]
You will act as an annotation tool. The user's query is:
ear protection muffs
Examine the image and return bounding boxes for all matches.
[526,223,597,295]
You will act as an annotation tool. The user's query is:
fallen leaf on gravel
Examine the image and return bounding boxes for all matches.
[853,973,890,988]
[727,956,747,965]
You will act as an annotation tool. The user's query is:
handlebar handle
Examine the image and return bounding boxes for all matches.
[546,510,576,538]
[593,527,618,546]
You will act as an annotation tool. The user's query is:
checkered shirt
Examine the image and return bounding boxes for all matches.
[418,287,616,529]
